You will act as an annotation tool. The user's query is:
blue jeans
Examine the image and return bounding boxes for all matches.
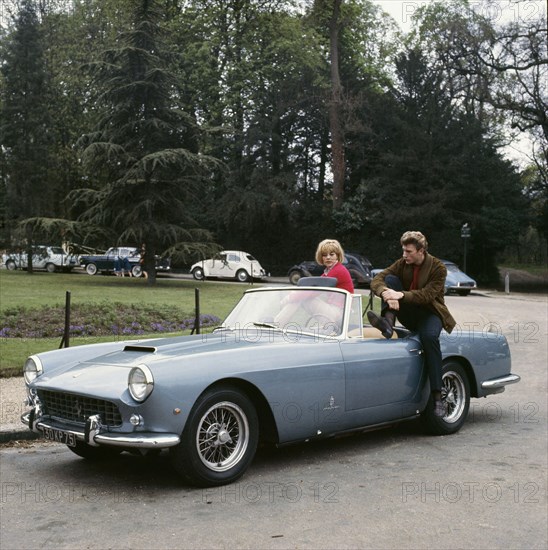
[383,275,443,392]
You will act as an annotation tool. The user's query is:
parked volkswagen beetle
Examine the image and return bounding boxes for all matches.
[190,250,266,282]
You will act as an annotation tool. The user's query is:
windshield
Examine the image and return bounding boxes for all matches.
[221,288,347,337]
[444,263,459,273]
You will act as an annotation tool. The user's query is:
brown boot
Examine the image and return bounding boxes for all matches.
[367,310,395,339]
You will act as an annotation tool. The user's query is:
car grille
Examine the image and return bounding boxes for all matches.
[38,390,122,427]
[459,282,475,287]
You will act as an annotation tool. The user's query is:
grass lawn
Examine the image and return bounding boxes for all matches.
[0,270,252,377]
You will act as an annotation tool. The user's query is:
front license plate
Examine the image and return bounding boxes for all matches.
[43,426,77,447]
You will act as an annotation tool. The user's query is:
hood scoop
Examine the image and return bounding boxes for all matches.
[123,345,157,353]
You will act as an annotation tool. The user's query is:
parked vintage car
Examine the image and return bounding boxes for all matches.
[287,251,373,287]
[21,279,519,487]
[190,250,266,282]
[2,245,78,273]
[442,260,477,296]
[370,261,477,296]
[79,246,171,277]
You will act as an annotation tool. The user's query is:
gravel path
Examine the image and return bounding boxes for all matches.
[0,376,28,431]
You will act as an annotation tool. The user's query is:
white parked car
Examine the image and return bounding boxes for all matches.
[2,246,78,273]
[190,251,267,282]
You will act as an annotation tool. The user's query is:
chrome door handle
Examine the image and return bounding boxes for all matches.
[409,348,423,354]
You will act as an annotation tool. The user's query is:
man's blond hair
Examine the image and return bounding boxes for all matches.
[400,231,428,251]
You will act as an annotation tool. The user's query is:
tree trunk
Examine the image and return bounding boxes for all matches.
[329,0,345,210]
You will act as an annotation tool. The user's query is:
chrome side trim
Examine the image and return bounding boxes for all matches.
[481,374,521,389]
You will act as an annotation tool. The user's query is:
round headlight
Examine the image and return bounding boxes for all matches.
[24,356,43,385]
[128,365,154,402]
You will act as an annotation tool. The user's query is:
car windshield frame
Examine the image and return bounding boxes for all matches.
[219,287,361,339]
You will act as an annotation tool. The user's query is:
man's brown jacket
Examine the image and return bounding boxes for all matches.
[370,253,456,333]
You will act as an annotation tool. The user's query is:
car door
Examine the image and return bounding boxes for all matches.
[339,335,425,422]
[32,247,48,269]
[209,253,239,278]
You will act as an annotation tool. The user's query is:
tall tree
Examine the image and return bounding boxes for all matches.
[0,0,52,269]
[344,47,527,282]
[327,0,345,210]
[75,0,219,284]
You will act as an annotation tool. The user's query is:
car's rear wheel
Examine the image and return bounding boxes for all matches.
[131,265,142,278]
[288,270,302,285]
[67,441,123,460]
[85,263,98,276]
[170,386,259,487]
[236,269,249,283]
[45,263,56,273]
[5,260,16,271]
[423,362,470,435]
[192,267,205,280]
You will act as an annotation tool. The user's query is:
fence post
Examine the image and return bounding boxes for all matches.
[505,272,510,294]
[59,290,71,348]
[192,288,200,335]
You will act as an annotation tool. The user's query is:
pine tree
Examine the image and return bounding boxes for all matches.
[0,0,52,270]
[76,0,219,284]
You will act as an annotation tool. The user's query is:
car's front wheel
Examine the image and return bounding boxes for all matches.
[5,260,17,271]
[85,263,98,276]
[192,267,205,280]
[423,361,470,435]
[170,386,259,487]
[67,441,123,460]
[131,265,142,278]
[236,269,249,283]
[45,263,56,273]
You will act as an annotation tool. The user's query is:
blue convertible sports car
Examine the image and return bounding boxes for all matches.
[22,280,520,487]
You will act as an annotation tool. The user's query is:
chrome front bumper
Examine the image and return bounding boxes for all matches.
[21,411,180,449]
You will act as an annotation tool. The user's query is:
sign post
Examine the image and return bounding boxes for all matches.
[461,223,471,273]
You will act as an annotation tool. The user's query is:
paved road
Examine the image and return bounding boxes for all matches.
[1,292,546,549]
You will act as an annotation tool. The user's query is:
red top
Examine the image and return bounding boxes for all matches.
[322,262,354,293]
[409,264,421,290]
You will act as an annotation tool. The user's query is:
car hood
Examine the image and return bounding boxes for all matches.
[446,272,475,284]
[32,330,330,397]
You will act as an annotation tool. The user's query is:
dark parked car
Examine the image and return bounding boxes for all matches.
[21,280,519,487]
[79,246,171,277]
[287,252,373,287]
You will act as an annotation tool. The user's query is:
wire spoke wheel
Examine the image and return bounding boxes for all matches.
[196,401,249,472]
[171,386,259,486]
[423,361,470,435]
[442,369,466,424]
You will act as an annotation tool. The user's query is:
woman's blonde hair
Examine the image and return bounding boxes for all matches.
[315,239,345,265]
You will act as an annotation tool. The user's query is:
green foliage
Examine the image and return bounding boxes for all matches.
[0,0,541,280]
[74,0,221,281]
[0,302,219,338]
[0,0,53,237]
